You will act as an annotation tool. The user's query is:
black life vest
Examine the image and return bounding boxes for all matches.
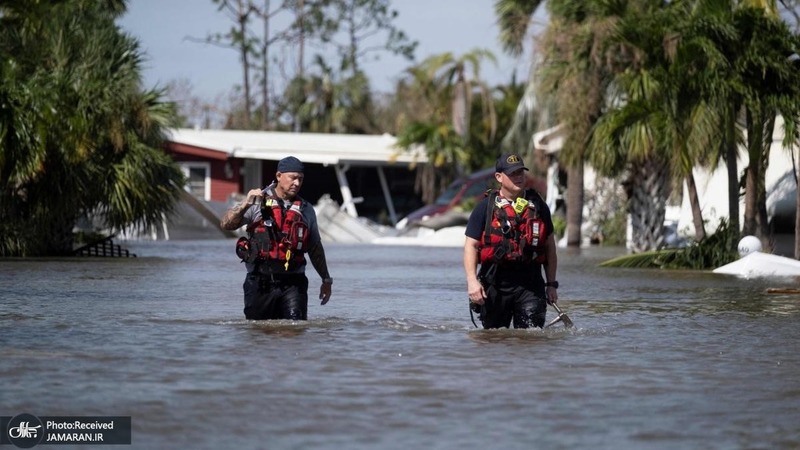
[235,196,310,271]
[479,190,549,265]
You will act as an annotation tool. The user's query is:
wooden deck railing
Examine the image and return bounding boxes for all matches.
[73,235,136,257]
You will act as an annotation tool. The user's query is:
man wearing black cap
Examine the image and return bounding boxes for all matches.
[221,156,333,320]
[463,153,559,328]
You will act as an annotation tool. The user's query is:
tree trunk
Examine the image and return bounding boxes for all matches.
[685,172,706,241]
[566,162,584,247]
[297,0,304,77]
[755,161,772,252]
[742,161,759,237]
[742,109,759,237]
[725,127,740,240]
[743,110,775,250]
[756,115,776,251]
[237,0,252,127]
[795,149,799,260]
[261,0,270,130]
[294,0,305,132]
[628,155,670,253]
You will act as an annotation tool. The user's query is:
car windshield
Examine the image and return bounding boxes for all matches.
[434,184,461,205]
[433,172,496,206]
[463,178,494,198]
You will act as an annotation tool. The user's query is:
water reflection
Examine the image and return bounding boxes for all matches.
[466,327,573,344]
[2,240,799,450]
[244,320,310,337]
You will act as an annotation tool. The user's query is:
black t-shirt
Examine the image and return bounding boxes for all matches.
[464,190,554,241]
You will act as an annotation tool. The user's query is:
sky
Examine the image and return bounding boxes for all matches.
[118,0,541,103]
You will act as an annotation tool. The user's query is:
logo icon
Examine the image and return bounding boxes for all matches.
[506,154,521,164]
[7,414,43,448]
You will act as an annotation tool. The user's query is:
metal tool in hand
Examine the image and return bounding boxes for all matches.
[545,302,574,329]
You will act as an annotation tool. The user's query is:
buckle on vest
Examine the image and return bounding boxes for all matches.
[493,245,507,261]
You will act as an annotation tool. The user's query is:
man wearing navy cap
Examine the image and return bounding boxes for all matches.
[462,153,559,328]
[221,156,333,320]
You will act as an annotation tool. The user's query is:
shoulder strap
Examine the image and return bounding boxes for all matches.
[260,197,276,225]
[482,191,498,246]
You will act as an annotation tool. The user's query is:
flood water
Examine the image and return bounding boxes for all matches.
[2,240,799,450]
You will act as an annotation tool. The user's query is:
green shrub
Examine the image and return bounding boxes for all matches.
[552,214,566,239]
[596,208,627,246]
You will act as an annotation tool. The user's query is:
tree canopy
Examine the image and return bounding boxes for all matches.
[0,0,185,256]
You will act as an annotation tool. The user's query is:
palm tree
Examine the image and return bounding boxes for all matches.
[394,49,498,203]
[283,57,342,133]
[498,0,800,255]
[590,1,733,246]
[685,0,800,253]
[588,65,675,252]
[695,0,790,247]
[731,7,800,252]
[680,0,799,252]
[496,0,545,58]
[0,0,185,256]
[280,55,377,134]
[593,0,800,255]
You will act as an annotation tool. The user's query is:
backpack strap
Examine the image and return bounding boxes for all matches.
[482,191,497,247]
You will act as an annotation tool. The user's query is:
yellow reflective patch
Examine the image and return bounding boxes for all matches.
[513,197,528,214]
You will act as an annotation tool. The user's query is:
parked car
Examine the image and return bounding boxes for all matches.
[396,168,547,229]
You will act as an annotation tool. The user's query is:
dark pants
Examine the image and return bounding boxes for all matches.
[243,272,309,320]
[479,267,547,329]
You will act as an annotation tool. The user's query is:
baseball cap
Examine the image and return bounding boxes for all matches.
[277,156,304,173]
[495,153,528,174]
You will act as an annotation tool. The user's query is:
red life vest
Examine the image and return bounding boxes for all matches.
[479,190,549,265]
[235,196,310,271]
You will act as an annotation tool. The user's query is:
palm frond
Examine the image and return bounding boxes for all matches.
[599,249,681,268]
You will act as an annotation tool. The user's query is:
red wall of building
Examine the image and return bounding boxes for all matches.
[165,143,243,203]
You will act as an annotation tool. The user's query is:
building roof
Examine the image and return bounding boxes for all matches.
[532,124,565,154]
[165,128,428,167]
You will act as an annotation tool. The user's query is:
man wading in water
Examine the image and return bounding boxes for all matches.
[221,156,333,320]
[463,153,559,329]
